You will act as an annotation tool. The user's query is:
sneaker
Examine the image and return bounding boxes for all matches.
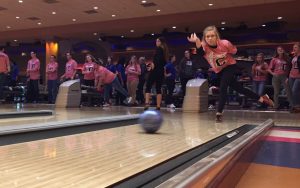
[260,94,274,107]
[216,113,223,123]
[124,97,132,105]
[103,103,110,107]
[169,104,176,108]
[156,107,161,111]
[208,104,215,110]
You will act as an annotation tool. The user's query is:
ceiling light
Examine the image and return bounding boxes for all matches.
[98,38,102,41]
[121,35,124,38]
[156,9,161,12]
[72,18,76,22]
[16,16,20,19]
[37,22,42,25]
[93,6,98,10]
[221,21,226,25]
[208,3,213,6]
[130,29,134,33]
[262,24,266,27]
[112,14,116,17]
[151,33,155,36]
[277,16,283,20]
[18,0,23,3]
[14,39,18,42]
[141,0,147,3]
[52,11,56,15]
[6,26,11,29]
[221,27,225,30]
[93,32,97,36]
[172,26,176,29]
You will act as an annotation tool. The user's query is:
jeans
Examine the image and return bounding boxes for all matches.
[180,76,193,96]
[288,78,300,107]
[104,77,128,103]
[27,79,39,102]
[0,73,6,100]
[252,81,265,96]
[48,80,58,103]
[272,74,292,108]
[127,80,139,104]
[165,79,175,105]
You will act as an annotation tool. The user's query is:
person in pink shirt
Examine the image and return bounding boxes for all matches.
[46,55,58,104]
[287,43,300,113]
[252,53,269,96]
[0,47,10,101]
[95,65,131,107]
[60,52,77,81]
[268,46,291,109]
[125,55,141,105]
[82,54,97,87]
[26,51,40,103]
[188,26,274,122]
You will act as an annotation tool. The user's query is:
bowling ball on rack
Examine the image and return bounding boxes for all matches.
[139,110,163,134]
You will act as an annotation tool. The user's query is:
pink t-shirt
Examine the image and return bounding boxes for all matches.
[83,62,97,80]
[95,66,116,85]
[0,52,9,73]
[47,62,58,80]
[27,58,40,80]
[125,64,141,82]
[202,39,237,73]
[65,59,77,79]
[252,62,268,81]
[268,58,288,76]
[289,56,300,79]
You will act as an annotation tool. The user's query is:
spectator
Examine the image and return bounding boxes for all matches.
[26,51,40,103]
[165,54,177,108]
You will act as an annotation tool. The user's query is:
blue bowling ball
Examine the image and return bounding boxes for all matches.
[139,110,163,133]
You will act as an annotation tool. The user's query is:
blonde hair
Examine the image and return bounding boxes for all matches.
[202,26,221,44]
[255,53,265,64]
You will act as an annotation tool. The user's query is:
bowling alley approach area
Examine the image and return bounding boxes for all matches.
[0,104,299,187]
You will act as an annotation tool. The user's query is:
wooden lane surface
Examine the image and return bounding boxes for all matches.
[0,111,258,188]
[0,105,141,127]
[0,108,299,187]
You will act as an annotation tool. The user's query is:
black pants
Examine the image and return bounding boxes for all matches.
[84,79,95,87]
[165,79,175,105]
[145,71,164,94]
[217,64,260,113]
[136,78,145,103]
[180,76,193,96]
[27,79,39,102]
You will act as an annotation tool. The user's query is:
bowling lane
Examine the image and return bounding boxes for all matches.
[0,104,141,128]
[0,111,271,188]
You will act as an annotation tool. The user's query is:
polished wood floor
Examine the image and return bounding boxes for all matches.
[0,105,299,187]
[237,162,300,188]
